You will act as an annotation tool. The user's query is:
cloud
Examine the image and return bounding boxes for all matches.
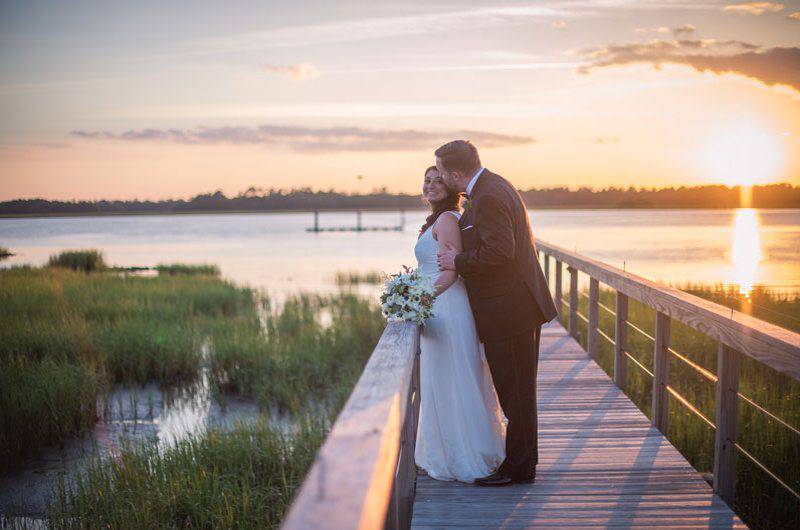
[263,63,321,80]
[635,24,695,36]
[69,125,534,153]
[551,20,567,30]
[578,38,800,93]
[723,2,784,15]
[788,11,800,19]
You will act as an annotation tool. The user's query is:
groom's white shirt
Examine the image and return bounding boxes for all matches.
[466,167,484,197]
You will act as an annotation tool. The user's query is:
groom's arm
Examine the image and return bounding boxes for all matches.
[454,194,515,277]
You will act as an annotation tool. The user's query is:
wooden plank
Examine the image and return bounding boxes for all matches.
[652,312,670,433]
[614,292,629,390]
[536,240,800,381]
[713,343,741,505]
[282,322,419,530]
[568,266,579,338]
[411,321,743,529]
[588,278,600,359]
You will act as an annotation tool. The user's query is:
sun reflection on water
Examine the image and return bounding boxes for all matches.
[731,208,762,298]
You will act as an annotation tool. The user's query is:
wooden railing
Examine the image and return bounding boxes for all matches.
[537,240,800,505]
[281,322,421,530]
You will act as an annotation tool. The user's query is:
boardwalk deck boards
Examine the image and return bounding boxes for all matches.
[410,321,746,529]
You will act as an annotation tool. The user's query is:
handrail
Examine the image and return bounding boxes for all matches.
[538,241,800,506]
[537,240,800,381]
[281,321,420,530]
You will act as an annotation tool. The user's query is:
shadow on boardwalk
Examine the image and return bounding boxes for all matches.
[411,321,745,529]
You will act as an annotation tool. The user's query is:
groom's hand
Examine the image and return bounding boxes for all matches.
[437,243,458,271]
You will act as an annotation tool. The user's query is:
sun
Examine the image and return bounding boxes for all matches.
[703,121,782,187]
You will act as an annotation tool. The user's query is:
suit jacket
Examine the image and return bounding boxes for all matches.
[454,169,558,343]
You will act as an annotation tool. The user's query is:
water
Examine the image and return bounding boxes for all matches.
[1,208,799,517]
[2,208,799,296]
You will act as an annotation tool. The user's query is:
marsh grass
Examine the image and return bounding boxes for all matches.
[156,263,221,276]
[47,250,106,272]
[559,283,800,530]
[334,270,383,286]
[49,418,327,529]
[210,292,385,414]
[0,264,255,469]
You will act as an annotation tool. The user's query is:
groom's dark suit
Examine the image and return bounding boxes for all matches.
[454,169,558,480]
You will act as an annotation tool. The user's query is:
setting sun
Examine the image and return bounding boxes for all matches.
[703,122,783,187]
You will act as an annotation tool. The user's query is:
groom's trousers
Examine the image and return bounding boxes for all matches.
[483,325,541,479]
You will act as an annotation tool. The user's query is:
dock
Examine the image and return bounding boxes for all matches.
[306,209,405,232]
[281,239,800,530]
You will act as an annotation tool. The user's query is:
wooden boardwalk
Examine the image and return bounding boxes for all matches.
[411,320,746,529]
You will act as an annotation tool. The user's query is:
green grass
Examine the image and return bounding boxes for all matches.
[0,263,256,469]
[156,263,221,276]
[559,282,800,530]
[49,419,326,529]
[47,250,106,272]
[334,270,383,286]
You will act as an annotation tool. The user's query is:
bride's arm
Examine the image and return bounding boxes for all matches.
[432,213,462,297]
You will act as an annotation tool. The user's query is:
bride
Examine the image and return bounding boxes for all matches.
[414,165,506,482]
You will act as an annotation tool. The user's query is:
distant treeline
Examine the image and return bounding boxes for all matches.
[1,183,798,216]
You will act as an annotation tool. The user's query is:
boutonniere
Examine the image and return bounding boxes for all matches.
[461,195,472,213]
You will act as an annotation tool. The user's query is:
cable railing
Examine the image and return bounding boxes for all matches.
[538,240,800,507]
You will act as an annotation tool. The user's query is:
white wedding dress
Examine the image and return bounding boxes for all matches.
[414,211,506,482]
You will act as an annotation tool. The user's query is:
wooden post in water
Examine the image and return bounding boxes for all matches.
[356,210,363,231]
[313,210,319,232]
[652,311,671,432]
[714,343,741,505]
[587,278,600,359]
[568,266,578,339]
[554,260,563,314]
[614,292,629,390]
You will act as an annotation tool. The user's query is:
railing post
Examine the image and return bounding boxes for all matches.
[652,311,671,432]
[614,292,628,390]
[568,266,578,339]
[554,260,563,313]
[543,253,550,286]
[587,277,599,359]
[714,343,741,505]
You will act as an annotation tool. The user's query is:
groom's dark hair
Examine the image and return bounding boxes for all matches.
[435,140,481,175]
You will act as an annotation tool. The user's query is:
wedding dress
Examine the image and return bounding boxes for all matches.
[413,211,506,482]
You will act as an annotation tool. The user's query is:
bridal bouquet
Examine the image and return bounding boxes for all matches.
[380,266,436,324]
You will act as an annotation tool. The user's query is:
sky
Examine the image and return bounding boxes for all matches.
[1,0,799,200]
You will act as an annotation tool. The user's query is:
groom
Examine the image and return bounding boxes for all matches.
[436,140,558,487]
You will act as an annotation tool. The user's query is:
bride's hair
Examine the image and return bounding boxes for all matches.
[420,165,460,236]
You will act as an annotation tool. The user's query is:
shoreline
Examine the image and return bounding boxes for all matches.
[2,205,799,220]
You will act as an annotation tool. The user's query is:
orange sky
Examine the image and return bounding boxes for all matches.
[1,1,799,200]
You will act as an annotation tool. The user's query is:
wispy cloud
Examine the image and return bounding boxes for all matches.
[186,5,571,53]
[264,63,321,80]
[788,11,800,19]
[723,2,784,15]
[551,20,567,30]
[69,125,535,153]
[578,38,800,93]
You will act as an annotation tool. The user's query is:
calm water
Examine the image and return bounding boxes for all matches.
[1,208,799,296]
